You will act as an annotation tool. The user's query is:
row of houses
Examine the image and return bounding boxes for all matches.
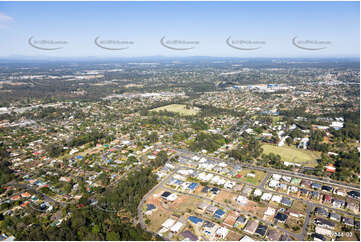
[243,219,289,240]
[315,207,358,227]
[269,174,360,211]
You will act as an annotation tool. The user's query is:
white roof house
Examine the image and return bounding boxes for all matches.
[262,133,273,137]
[199,163,215,170]
[199,157,207,163]
[217,178,226,186]
[264,207,276,216]
[282,176,291,183]
[247,173,255,178]
[198,172,213,182]
[315,226,333,237]
[204,173,214,181]
[334,189,346,197]
[236,195,248,205]
[170,221,183,233]
[158,227,169,235]
[224,181,235,189]
[211,176,220,184]
[173,174,186,181]
[167,193,178,201]
[288,186,299,193]
[192,156,200,161]
[162,218,176,229]
[254,189,263,197]
[178,169,193,176]
[269,179,280,188]
[278,136,289,147]
[335,117,344,122]
[330,121,343,129]
[271,195,282,203]
[298,137,309,149]
[215,227,229,239]
[279,183,288,191]
[317,125,329,130]
[198,172,207,181]
[240,235,255,241]
[272,174,281,180]
[181,182,190,190]
[69,148,79,155]
[261,193,272,201]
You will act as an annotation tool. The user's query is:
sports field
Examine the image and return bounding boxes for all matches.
[151,104,200,116]
[262,144,320,167]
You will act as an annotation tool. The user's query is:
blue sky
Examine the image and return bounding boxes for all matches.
[0,1,359,58]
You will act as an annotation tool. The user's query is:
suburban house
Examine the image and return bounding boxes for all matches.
[346,201,359,213]
[287,209,304,218]
[205,205,218,216]
[310,191,320,199]
[202,220,216,237]
[261,193,272,201]
[161,218,176,229]
[315,207,329,217]
[315,226,333,237]
[329,213,341,222]
[321,185,332,193]
[281,197,292,207]
[266,229,281,241]
[188,216,203,225]
[254,188,263,197]
[300,188,309,196]
[342,217,354,227]
[301,180,312,188]
[255,224,268,237]
[347,190,360,199]
[264,207,276,217]
[197,202,209,214]
[241,185,253,197]
[234,215,248,229]
[312,233,326,241]
[271,195,282,204]
[236,195,248,205]
[215,227,229,239]
[323,195,332,204]
[244,220,259,234]
[332,199,346,209]
[311,183,322,190]
[213,209,226,219]
[180,230,198,241]
[170,221,183,233]
[314,218,335,230]
[274,213,288,223]
[333,189,346,197]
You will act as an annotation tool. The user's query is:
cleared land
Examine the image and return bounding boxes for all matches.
[151,104,200,116]
[234,169,267,185]
[262,144,320,167]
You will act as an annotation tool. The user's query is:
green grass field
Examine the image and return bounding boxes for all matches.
[151,104,200,116]
[262,144,320,167]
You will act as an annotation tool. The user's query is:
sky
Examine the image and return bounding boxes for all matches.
[0,1,359,58]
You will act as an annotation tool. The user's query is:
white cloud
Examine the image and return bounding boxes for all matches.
[0,13,14,28]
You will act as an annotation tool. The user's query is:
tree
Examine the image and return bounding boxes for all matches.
[0,142,13,184]
[106,231,120,241]
[147,132,158,143]
[286,137,293,146]
[46,143,64,157]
